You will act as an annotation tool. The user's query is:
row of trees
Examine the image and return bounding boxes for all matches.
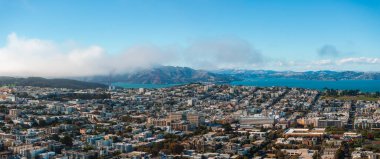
[50,134,73,147]
[135,136,184,156]
[324,88,380,97]
[324,89,361,97]
[45,93,111,101]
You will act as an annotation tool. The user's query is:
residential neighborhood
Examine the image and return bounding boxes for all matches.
[0,84,379,159]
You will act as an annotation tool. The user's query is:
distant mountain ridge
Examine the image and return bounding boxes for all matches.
[79,67,380,85]
[79,66,236,84]
[2,67,377,89]
[214,70,380,81]
[0,77,107,89]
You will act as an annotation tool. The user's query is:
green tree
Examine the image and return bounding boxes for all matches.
[334,148,345,159]
[61,135,73,147]
[222,123,233,133]
[50,134,60,141]
[169,143,184,154]
[307,124,314,130]
[313,151,319,159]
[83,145,94,152]
[112,150,121,156]
[126,126,133,133]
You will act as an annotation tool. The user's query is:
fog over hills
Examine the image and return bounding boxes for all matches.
[78,66,237,84]
[1,66,380,88]
[77,66,380,85]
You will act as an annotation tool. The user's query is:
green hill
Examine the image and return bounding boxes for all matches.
[0,76,107,89]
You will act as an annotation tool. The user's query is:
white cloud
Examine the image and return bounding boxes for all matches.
[182,37,263,69]
[336,57,380,65]
[0,33,267,77]
[313,59,334,65]
[1,33,378,76]
[0,33,177,77]
[268,57,380,71]
[318,45,340,57]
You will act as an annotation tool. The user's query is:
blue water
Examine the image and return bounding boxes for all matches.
[114,78,380,92]
[231,78,380,92]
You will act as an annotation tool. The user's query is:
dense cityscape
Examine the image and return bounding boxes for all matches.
[2,1,380,159]
[0,84,379,159]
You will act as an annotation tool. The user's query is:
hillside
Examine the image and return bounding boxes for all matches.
[0,77,107,89]
[215,70,380,81]
[80,66,236,84]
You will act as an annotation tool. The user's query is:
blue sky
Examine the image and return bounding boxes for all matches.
[0,0,380,76]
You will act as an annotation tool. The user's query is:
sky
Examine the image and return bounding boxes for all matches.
[0,0,380,77]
